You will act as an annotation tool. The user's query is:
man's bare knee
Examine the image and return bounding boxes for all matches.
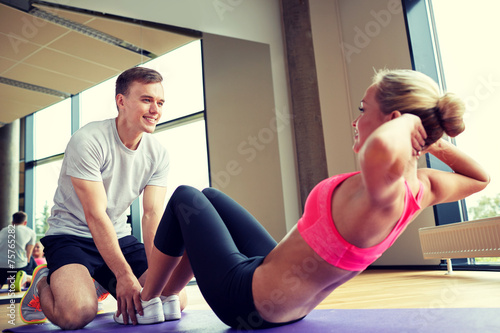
[47,264,97,329]
[56,302,97,330]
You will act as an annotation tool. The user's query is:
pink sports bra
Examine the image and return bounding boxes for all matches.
[297,171,423,271]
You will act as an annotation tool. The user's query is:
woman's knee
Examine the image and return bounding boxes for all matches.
[174,185,198,194]
[171,185,201,204]
[173,186,223,206]
[202,187,222,198]
[172,185,216,212]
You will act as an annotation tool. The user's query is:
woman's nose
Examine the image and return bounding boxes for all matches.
[352,115,360,127]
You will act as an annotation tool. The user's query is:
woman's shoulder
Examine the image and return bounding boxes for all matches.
[416,168,440,207]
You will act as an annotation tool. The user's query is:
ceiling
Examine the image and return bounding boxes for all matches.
[0,0,199,127]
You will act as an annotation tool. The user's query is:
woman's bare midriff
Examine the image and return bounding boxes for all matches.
[252,225,361,323]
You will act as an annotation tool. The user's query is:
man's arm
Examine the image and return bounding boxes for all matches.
[141,185,167,261]
[71,176,143,325]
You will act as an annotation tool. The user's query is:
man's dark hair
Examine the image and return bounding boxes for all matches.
[12,211,27,224]
[115,67,163,97]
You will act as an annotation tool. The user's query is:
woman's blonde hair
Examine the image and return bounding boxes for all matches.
[372,69,465,147]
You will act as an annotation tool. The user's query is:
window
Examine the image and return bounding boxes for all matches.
[28,99,71,237]
[80,40,204,127]
[431,0,500,221]
[33,158,63,241]
[24,40,208,241]
[154,115,210,200]
[431,0,500,266]
[133,41,209,239]
[80,78,117,126]
[142,41,205,124]
[33,99,71,160]
[404,0,500,268]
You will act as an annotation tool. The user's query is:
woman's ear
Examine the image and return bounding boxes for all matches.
[390,110,402,119]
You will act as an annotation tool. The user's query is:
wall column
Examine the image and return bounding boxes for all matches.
[281,0,328,211]
[0,120,20,229]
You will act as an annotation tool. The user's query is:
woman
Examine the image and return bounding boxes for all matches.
[32,242,47,266]
[115,69,489,329]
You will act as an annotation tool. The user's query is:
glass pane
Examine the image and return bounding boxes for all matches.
[80,78,118,127]
[153,118,209,201]
[142,40,204,123]
[33,99,71,160]
[432,0,500,219]
[474,258,500,264]
[80,40,203,127]
[34,159,63,239]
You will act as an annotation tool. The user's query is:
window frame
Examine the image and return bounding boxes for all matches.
[402,0,467,227]
[403,0,499,270]
[22,41,208,243]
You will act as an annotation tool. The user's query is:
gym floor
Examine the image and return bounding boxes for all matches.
[1,269,499,331]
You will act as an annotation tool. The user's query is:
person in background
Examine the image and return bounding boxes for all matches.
[116,69,489,329]
[32,242,46,266]
[0,211,36,292]
[21,67,186,329]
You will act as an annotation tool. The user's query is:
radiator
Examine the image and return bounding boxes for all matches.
[418,217,500,273]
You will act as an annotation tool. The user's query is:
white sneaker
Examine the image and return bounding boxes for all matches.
[113,297,164,325]
[161,295,181,321]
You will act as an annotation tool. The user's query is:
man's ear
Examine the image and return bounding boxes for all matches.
[390,110,402,119]
[116,94,124,111]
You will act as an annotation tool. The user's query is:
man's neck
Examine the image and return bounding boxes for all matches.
[115,118,142,150]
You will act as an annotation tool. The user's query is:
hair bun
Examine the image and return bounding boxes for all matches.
[436,92,466,137]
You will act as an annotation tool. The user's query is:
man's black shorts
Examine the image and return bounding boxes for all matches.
[41,235,148,297]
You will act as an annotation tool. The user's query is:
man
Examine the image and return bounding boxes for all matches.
[0,211,36,292]
[21,67,183,329]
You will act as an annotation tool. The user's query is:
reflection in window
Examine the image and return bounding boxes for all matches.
[33,99,71,160]
[33,158,63,240]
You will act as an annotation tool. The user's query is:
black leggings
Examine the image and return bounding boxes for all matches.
[154,186,303,330]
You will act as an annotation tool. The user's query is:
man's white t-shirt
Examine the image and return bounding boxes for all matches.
[0,224,36,268]
[45,118,169,239]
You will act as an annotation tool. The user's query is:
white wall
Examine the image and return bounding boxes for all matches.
[202,34,287,239]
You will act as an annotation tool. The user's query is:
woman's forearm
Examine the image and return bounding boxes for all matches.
[426,138,490,184]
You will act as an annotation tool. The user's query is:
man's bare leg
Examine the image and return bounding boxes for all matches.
[38,264,98,330]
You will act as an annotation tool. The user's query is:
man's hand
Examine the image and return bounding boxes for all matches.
[115,272,143,325]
